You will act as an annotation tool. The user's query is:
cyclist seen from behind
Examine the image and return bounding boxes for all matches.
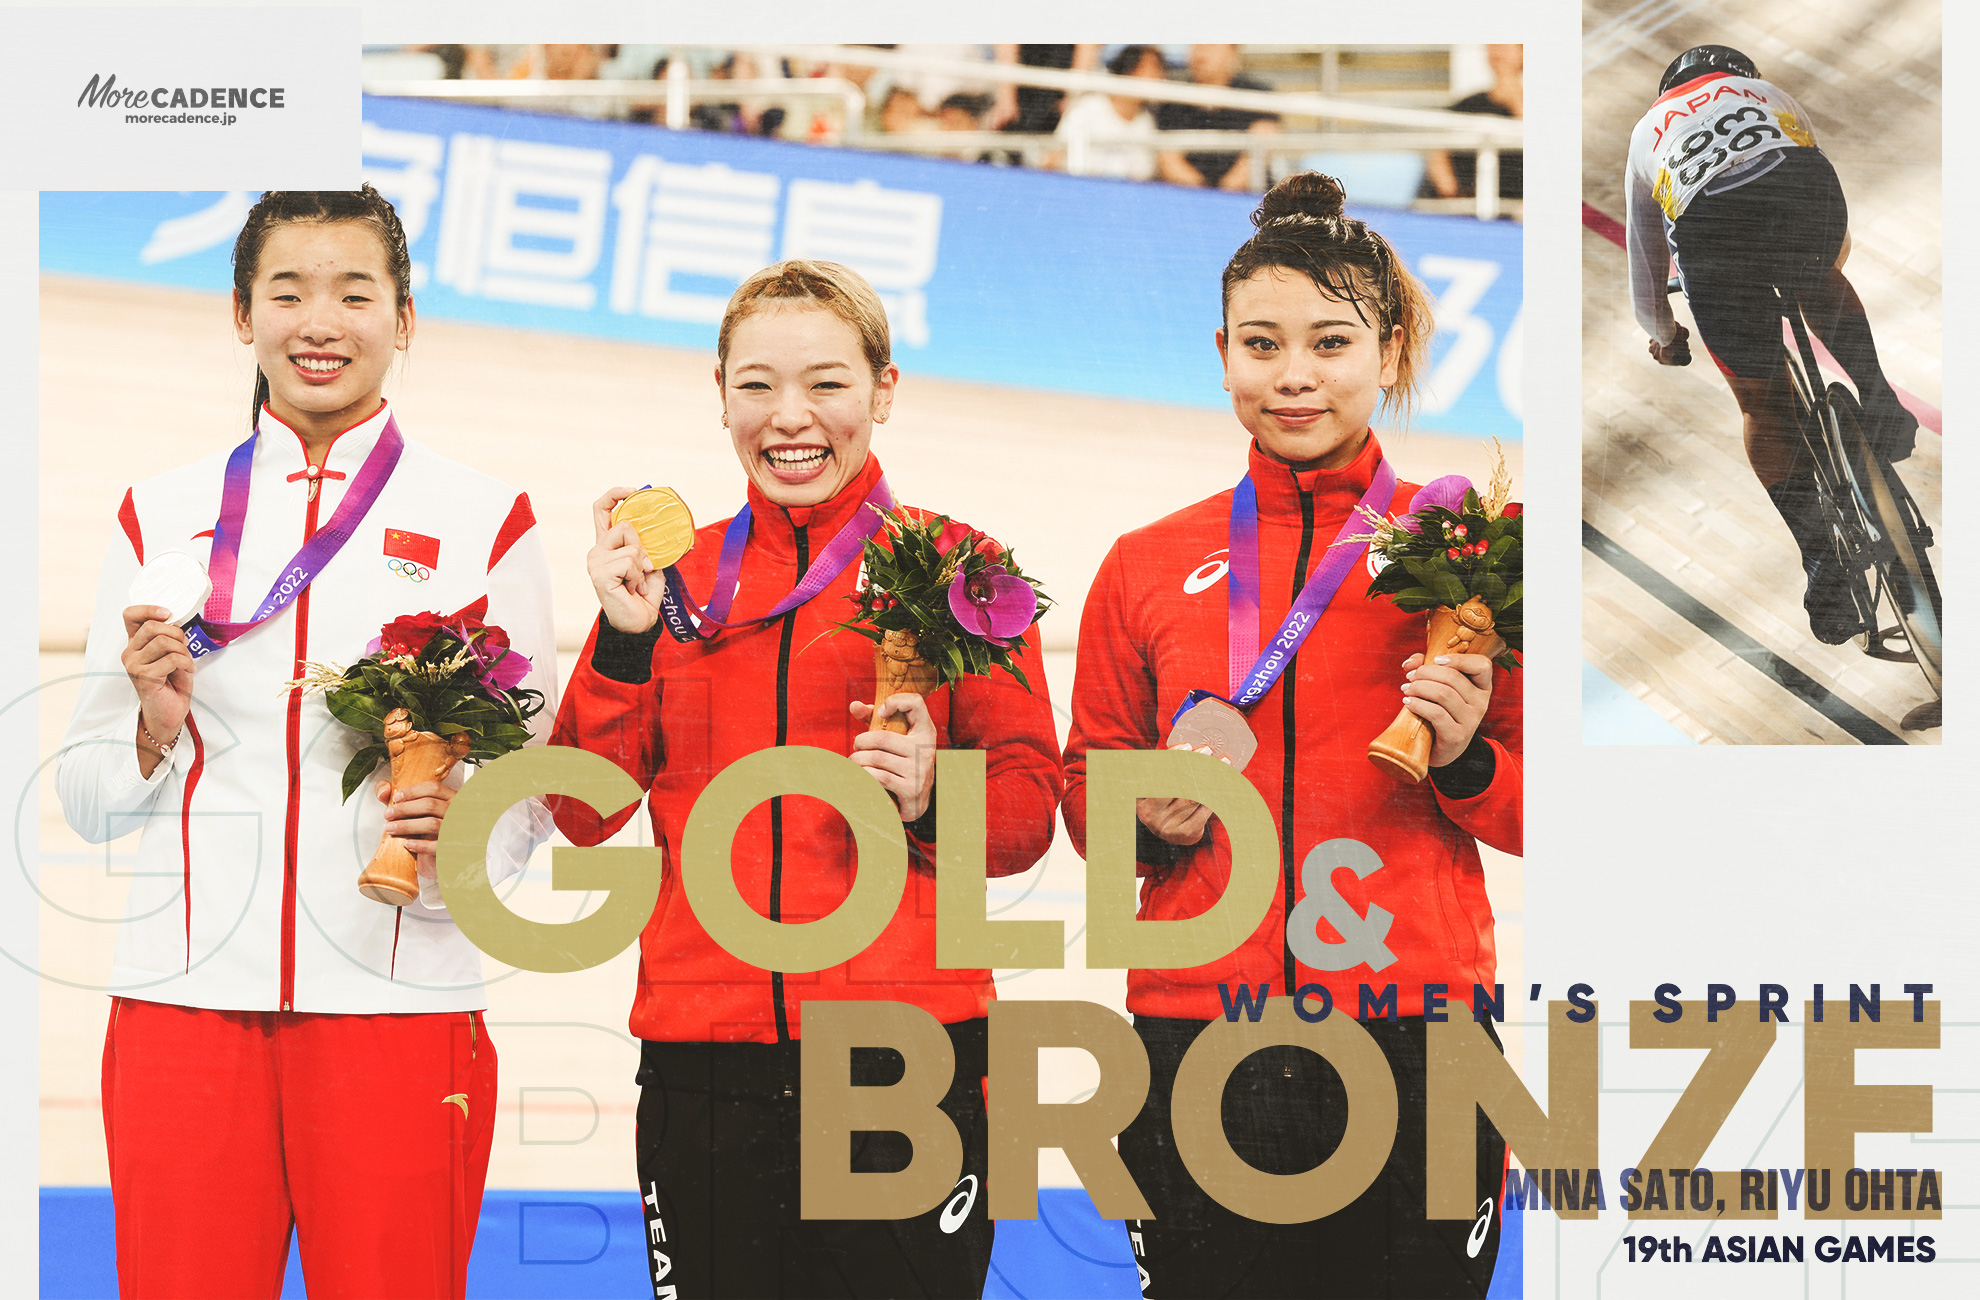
[1626,44,1918,644]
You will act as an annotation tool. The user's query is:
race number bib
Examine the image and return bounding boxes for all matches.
[1647,77,1815,221]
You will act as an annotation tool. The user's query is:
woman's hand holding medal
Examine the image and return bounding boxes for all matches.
[849,693,938,822]
[1400,650,1495,769]
[1137,781,1215,848]
[1138,735,1235,848]
[120,604,195,776]
[589,487,668,634]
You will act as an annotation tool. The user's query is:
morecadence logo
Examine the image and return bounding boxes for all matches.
[77,73,287,127]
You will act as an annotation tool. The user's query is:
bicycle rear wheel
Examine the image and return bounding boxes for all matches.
[1829,383,1943,699]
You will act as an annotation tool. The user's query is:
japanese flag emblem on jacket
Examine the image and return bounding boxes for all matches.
[384,527,440,581]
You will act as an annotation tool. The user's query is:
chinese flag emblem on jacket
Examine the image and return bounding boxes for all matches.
[384,528,440,568]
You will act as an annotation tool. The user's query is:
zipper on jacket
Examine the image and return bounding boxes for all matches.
[1282,484,1315,998]
[768,519,807,1043]
[280,459,324,1012]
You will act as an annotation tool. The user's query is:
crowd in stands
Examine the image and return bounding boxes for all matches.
[363,43,1522,213]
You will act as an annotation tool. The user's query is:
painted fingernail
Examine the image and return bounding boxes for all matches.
[1434,656,1452,665]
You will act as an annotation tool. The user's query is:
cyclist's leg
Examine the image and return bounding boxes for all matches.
[1724,371,1802,488]
[1784,154,1916,461]
[1801,262,1918,461]
[1723,370,1863,644]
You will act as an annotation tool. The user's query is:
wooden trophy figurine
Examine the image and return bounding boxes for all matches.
[356,708,471,906]
[872,628,939,734]
[1367,596,1505,784]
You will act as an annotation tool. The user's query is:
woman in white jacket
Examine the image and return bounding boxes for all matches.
[57,187,556,1300]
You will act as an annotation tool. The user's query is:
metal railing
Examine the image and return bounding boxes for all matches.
[362,76,868,137]
[366,44,1522,220]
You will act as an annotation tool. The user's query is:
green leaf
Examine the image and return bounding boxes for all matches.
[324,690,388,735]
[340,744,389,803]
[1429,572,1468,605]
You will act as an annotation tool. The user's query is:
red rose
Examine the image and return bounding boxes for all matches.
[378,610,448,657]
[973,536,1005,563]
[377,598,494,659]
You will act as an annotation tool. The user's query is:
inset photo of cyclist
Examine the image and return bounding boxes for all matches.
[1581,1,1941,744]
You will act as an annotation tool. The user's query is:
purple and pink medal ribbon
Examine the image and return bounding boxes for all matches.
[1173,458,1396,724]
[186,416,405,658]
[657,478,895,642]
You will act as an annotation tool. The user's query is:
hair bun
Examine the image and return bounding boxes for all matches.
[1252,172,1347,230]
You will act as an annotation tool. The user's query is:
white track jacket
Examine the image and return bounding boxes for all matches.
[58,403,557,1014]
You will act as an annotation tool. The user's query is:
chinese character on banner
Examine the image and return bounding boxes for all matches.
[361,121,445,288]
[780,179,943,348]
[435,134,612,310]
[138,191,254,266]
[609,155,780,324]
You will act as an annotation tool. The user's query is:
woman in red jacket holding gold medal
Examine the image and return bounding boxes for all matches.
[550,260,1062,1298]
[1063,174,1522,1297]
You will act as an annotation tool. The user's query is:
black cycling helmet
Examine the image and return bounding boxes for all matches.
[1659,45,1760,94]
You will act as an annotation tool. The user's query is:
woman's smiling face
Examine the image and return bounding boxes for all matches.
[233,220,411,439]
[719,303,897,509]
[1218,267,1400,470]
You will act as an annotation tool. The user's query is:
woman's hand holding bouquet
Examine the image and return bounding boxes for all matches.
[1347,441,1522,783]
[292,598,544,905]
[838,509,1052,819]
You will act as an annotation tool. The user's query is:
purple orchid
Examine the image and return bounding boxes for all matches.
[947,565,1038,648]
[460,626,532,693]
[1399,475,1474,531]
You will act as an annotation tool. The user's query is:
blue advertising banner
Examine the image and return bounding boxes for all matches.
[40,94,1522,437]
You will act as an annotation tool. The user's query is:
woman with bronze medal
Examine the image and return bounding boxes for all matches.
[549,260,1062,1298]
[1063,174,1523,1297]
[57,188,557,1298]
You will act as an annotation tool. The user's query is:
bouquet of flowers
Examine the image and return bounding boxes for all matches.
[1346,441,1522,782]
[291,597,545,905]
[837,508,1052,733]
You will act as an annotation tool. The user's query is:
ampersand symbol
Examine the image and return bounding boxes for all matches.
[1285,838,1398,973]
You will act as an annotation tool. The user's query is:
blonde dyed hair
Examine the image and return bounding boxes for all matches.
[717,260,892,384]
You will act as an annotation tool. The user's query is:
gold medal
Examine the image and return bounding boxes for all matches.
[610,487,696,568]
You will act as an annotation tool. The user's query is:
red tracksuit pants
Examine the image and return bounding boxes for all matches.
[101,997,497,1299]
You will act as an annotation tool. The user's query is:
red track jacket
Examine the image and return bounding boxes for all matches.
[1064,436,1521,1021]
[550,455,1063,1043]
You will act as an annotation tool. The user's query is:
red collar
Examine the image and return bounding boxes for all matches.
[1245,432,1384,521]
[741,452,888,562]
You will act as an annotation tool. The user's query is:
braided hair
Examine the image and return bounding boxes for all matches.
[230,185,413,432]
[1221,173,1433,424]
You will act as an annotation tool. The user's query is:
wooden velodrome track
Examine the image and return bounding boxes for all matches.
[36,275,1522,1190]
[1582,0,1942,744]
